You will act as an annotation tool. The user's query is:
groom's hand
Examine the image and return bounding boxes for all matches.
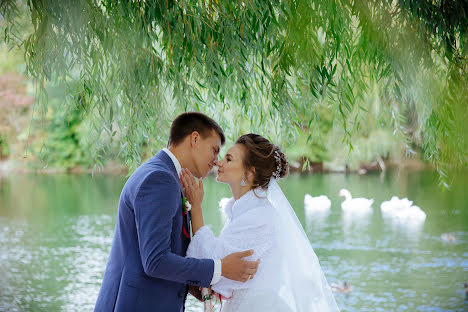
[221,250,260,282]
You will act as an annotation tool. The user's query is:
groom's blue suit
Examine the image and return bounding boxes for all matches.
[95,151,214,312]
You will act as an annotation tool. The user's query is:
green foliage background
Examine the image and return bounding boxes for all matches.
[1,0,467,181]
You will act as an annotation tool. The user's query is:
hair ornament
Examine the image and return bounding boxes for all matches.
[272,150,282,179]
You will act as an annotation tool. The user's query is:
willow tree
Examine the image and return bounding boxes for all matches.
[1,0,467,180]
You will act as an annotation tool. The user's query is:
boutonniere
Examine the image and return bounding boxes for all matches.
[182,197,192,214]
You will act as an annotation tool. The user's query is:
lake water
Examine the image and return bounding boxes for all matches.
[0,170,467,311]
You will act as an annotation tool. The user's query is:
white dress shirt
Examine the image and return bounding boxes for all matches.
[162,148,222,285]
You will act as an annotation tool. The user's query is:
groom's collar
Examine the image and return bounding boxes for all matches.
[162,148,182,176]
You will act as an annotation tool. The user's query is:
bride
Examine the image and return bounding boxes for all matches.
[180,133,340,312]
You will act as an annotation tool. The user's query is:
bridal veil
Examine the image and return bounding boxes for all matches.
[266,178,340,312]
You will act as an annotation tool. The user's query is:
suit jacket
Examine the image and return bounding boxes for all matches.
[95,151,214,312]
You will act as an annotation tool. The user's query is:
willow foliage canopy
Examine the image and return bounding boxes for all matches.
[1,0,467,179]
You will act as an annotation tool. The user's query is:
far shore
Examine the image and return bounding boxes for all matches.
[0,157,431,177]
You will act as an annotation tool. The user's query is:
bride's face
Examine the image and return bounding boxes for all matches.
[216,144,247,185]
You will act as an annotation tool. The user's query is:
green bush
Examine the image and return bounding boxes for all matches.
[0,134,10,158]
[37,107,91,169]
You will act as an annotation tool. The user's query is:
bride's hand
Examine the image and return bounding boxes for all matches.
[180,168,204,210]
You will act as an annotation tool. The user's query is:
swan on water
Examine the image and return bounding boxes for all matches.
[304,194,331,213]
[338,189,373,213]
[219,197,231,224]
[380,196,426,222]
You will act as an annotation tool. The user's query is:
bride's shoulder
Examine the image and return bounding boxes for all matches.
[240,196,275,220]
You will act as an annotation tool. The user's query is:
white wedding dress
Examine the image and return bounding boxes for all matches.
[186,180,340,312]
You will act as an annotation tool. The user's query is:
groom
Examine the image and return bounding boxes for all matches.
[95,112,259,312]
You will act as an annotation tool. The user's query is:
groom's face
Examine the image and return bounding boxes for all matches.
[191,130,222,178]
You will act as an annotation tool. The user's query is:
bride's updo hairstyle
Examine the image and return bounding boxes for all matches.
[235,134,289,190]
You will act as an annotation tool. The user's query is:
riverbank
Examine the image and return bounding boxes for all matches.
[0,159,128,176]
[290,158,430,174]
[0,157,431,177]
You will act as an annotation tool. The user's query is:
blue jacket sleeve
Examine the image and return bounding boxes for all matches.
[134,170,214,287]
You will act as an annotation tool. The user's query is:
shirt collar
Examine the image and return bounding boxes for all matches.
[162,148,182,176]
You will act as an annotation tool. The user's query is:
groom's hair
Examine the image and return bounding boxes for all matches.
[168,112,225,146]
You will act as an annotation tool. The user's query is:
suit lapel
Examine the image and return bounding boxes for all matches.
[155,151,183,192]
[155,151,191,240]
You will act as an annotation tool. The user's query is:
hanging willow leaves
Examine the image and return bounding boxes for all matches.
[1,0,467,178]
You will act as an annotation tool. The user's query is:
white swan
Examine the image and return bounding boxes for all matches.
[304,194,331,213]
[380,196,426,222]
[381,196,413,213]
[339,189,373,213]
[219,197,231,224]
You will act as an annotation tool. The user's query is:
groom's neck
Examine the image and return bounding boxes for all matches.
[168,145,190,171]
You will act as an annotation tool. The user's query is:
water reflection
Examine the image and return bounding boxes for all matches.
[305,209,330,232]
[0,171,467,311]
[382,215,425,242]
[60,215,114,312]
[304,194,331,232]
[341,209,373,230]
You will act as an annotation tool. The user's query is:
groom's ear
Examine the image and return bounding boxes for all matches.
[189,131,200,147]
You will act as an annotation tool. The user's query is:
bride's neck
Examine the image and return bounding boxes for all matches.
[230,184,252,200]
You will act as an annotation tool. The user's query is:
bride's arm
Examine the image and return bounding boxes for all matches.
[180,168,221,259]
[180,168,205,234]
[181,169,260,285]
[210,211,274,298]
[190,203,204,235]
[186,209,272,298]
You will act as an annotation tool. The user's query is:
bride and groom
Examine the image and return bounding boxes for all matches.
[95,112,340,312]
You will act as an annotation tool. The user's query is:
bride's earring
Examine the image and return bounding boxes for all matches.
[240,176,247,187]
